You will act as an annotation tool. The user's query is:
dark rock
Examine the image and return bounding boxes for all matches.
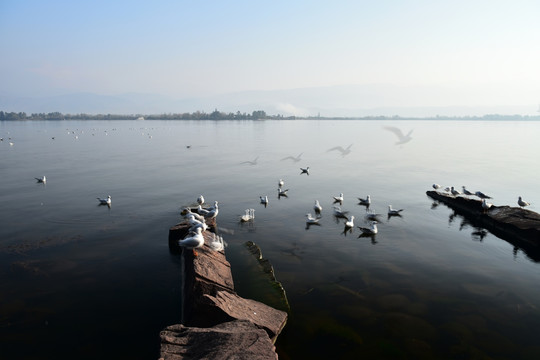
[159,320,278,360]
[427,191,540,260]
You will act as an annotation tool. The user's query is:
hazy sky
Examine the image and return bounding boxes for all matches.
[1,0,539,109]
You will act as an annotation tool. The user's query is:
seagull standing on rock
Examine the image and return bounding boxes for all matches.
[518,196,530,208]
[450,187,462,196]
[475,191,492,199]
[178,227,205,256]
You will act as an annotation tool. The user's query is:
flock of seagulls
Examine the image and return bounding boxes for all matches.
[432,183,532,210]
[177,197,225,256]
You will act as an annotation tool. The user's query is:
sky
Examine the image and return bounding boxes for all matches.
[1,0,540,114]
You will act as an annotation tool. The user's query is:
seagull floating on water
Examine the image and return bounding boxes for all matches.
[388,205,403,216]
[240,209,255,222]
[306,213,320,225]
[97,195,111,206]
[333,193,344,204]
[518,196,530,208]
[333,206,349,219]
[260,195,269,206]
[358,221,378,235]
[278,179,284,187]
[358,195,371,206]
[300,166,310,175]
[344,215,355,228]
[178,227,205,256]
[35,176,46,183]
[364,209,381,221]
[313,200,322,215]
[278,188,289,197]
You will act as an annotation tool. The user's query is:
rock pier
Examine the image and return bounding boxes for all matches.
[160,215,288,360]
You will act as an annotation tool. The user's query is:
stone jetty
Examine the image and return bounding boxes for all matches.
[427,191,540,260]
[160,215,288,360]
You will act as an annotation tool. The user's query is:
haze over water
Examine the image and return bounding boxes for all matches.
[1,119,539,359]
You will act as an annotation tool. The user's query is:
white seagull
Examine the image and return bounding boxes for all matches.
[333,193,344,204]
[35,176,46,183]
[388,205,403,216]
[475,191,492,199]
[240,209,255,222]
[183,207,205,223]
[260,195,269,206]
[481,199,493,213]
[278,179,284,187]
[281,153,303,162]
[358,221,378,235]
[313,200,322,215]
[462,186,474,196]
[432,184,442,190]
[518,196,530,208]
[358,195,371,206]
[384,126,413,145]
[97,195,112,206]
[333,206,349,218]
[209,233,226,252]
[178,227,205,256]
[197,195,205,205]
[450,187,462,196]
[306,213,320,224]
[344,215,355,228]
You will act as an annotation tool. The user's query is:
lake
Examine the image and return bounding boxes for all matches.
[1,119,539,359]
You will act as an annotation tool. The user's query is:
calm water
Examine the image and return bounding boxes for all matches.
[1,119,539,359]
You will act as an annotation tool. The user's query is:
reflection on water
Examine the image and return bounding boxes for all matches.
[1,119,540,359]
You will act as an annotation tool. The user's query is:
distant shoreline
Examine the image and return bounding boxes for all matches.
[1,110,539,121]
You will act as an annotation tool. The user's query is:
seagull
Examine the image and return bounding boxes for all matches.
[35,176,46,183]
[388,205,403,216]
[300,166,310,175]
[432,184,442,190]
[97,195,111,206]
[313,200,322,215]
[208,233,226,252]
[203,202,219,219]
[327,144,353,157]
[333,193,344,204]
[481,199,493,213]
[358,221,378,235]
[240,156,259,165]
[365,209,381,221]
[450,187,462,196]
[518,196,530,208]
[278,179,284,187]
[384,126,413,145]
[358,195,371,206]
[186,213,208,232]
[278,188,289,197]
[260,195,269,206]
[306,213,320,224]
[333,206,349,219]
[197,205,210,216]
[183,207,205,223]
[281,153,303,162]
[178,227,205,256]
[344,215,355,228]
[475,191,492,199]
[240,209,255,222]
[462,186,474,196]
[197,195,205,205]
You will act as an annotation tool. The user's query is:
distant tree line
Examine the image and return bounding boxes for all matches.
[1,110,539,121]
[0,109,290,121]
